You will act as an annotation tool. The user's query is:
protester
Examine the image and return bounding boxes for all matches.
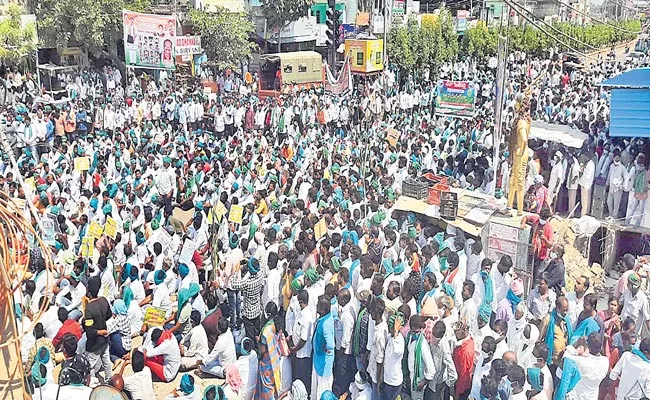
[7,47,650,400]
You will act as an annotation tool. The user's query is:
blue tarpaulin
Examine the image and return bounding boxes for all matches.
[600,68,650,137]
[600,68,650,89]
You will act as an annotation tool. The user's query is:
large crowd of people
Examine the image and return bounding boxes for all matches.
[5,48,650,400]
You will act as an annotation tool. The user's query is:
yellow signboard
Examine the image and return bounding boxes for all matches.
[24,177,35,191]
[314,217,327,240]
[74,156,90,172]
[228,205,244,225]
[104,217,118,239]
[143,306,166,327]
[88,221,104,239]
[80,237,94,258]
[214,201,227,222]
[344,39,384,74]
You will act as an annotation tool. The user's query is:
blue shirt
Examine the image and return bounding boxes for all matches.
[46,120,55,141]
[312,312,335,377]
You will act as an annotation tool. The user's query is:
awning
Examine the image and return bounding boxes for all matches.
[529,121,588,149]
[599,68,650,89]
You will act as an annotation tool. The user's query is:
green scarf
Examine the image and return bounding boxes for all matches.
[410,332,425,391]
[352,307,368,357]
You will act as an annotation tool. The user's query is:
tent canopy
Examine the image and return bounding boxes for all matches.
[529,121,588,149]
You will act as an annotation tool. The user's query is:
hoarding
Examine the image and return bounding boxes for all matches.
[123,10,176,70]
[435,80,476,119]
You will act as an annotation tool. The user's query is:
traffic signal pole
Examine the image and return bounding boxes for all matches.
[326,0,342,72]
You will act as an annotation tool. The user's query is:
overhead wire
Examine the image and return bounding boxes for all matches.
[508,0,600,51]
[552,0,642,34]
[503,0,600,59]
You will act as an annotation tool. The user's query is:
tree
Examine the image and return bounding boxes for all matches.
[187,8,256,70]
[35,0,151,61]
[437,7,458,64]
[261,0,313,50]
[461,21,497,62]
[0,5,37,64]
[387,24,416,72]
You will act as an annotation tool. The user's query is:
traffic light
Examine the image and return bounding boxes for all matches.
[326,0,342,60]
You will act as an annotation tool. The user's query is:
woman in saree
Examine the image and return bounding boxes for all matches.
[255,302,282,400]
[570,293,602,344]
[598,296,621,356]
[598,297,622,400]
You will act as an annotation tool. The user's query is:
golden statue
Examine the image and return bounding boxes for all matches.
[507,95,531,214]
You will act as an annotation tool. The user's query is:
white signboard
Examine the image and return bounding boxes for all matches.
[175,35,202,56]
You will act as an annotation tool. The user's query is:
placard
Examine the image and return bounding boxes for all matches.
[172,207,195,226]
[386,128,400,147]
[142,306,166,327]
[228,205,244,224]
[179,238,198,264]
[42,217,57,246]
[74,156,90,172]
[88,221,104,239]
[80,237,94,257]
[314,217,327,240]
[146,227,173,255]
[8,197,26,212]
[214,201,227,222]
[24,177,35,191]
[104,216,118,239]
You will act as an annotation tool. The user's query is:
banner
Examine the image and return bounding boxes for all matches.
[325,56,352,96]
[435,80,476,119]
[175,35,202,56]
[123,10,176,70]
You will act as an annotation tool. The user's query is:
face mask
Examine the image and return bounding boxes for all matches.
[539,219,546,226]
[481,350,492,360]
[614,160,620,166]
[550,251,557,259]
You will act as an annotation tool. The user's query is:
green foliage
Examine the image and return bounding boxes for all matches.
[261,0,313,32]
[0,5,37,62]
[460,21,496,62]
[387,23,416,71]
[36,0,151,54]
[387,7,458,74]
[187,8,256,70]
[460,19,641,61]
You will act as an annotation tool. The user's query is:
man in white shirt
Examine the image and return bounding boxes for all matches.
[289,289,314,394]
[470,336,497,400]
[180,311,209,370]
[408,315,435,400]
[610,337,650,400]
[620,272,650,336]
[579,156,596,216]
[123,350,156,400]
[567,154,581,214]
[198,318,237,378]
[366,301,388,398]
[563,334,609,400]
[607,149,626,219]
